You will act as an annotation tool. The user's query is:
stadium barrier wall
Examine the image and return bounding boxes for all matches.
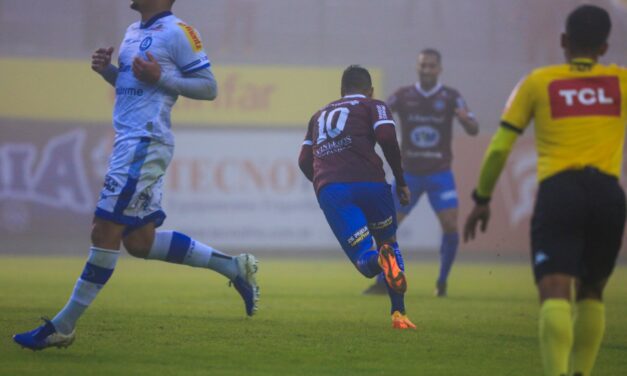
[5,119,621,257]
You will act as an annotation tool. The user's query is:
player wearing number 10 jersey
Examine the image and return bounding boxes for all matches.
[299,65,415,329]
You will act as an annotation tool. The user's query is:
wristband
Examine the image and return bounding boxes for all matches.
[472,189,491,205]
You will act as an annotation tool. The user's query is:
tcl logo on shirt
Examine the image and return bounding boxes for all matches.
[549,76,621,119]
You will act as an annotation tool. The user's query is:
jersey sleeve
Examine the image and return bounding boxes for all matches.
[386,91,400,112]
[303,116,315,146]
[171,22,211,74]
[501,75,535,133]
[370,101,396,130]
[453,90,470,111]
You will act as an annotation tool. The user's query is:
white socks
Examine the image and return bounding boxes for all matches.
[51,247,120,335]
[146,231,239,280]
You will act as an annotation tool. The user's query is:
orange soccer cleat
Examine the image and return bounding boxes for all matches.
[391,311,417,330]
[378,244,407,294]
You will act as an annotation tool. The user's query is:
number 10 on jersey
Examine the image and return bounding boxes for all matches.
[316,107,350,144]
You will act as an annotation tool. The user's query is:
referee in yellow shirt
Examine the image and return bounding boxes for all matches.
[464,5,626,376]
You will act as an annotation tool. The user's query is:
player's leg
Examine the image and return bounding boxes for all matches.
[318,183,411,327]
[123,221,259,316]
[359,182,416,329]
[426,170,459,297]
[571,174,625,376]
[532,171,586,376]
[363,173,422,295]
[317,183,383,279]
[571,278,607,376]
[12,217,124,350]
[10,136,154,350]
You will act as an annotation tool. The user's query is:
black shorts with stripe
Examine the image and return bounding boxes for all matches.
[531,167,626,284]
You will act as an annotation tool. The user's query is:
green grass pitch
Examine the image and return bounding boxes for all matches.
[1,257,626,375]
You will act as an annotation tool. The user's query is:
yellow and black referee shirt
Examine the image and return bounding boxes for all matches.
[502,58,627,182]
[475,58,627,198]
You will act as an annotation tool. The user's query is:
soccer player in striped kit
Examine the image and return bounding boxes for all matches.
[13,0,259,350]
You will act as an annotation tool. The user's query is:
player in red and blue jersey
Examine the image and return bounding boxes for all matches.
[363,49,479,297]
[299,65,416,329]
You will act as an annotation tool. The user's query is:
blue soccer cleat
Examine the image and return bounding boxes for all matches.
[13,318,75,351]
[230,253,259,316]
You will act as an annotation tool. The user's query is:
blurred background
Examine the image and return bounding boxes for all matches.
[1,0,627,257]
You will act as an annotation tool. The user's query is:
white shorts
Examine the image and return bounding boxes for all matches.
[95,137,173,231]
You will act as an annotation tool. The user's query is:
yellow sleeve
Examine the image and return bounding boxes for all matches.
[501,75,535,132]
[475,126,520,198]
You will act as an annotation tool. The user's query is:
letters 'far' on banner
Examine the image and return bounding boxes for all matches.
[0,58,382,128]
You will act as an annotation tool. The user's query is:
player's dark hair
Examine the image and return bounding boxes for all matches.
[420,48,441,63]
[341,65,372,92]
[566,5,611,53]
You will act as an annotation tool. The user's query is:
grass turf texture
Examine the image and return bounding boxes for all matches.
[1,257,626,376]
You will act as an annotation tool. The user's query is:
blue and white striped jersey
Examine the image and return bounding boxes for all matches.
[114,11,211,145]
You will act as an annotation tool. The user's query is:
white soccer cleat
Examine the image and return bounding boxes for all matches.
[230,253,260,316]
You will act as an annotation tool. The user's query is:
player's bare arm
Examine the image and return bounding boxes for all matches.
[298,144,314,182]
[456,107,479,136]
[91,47,114,73]
[396,185,411,206]
[375,124,410,206]
[91,47,118,86]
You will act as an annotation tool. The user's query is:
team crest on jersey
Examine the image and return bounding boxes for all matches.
[433,99,446,112]
[177,22,202,52]
[139,37,153,51]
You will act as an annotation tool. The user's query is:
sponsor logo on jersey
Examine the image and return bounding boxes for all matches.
[140,36,153,51]
[118,62,131,73]
[377,105,388,120]
[549,76,621,119]
[116,87,144,96]
[177,22,202,52]
[410,126,440,148]
[314,136,352,158]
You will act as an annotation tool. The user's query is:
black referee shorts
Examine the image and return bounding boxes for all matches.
[531,167,626,284]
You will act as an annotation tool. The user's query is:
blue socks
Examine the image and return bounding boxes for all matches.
[146,231,239,280]
[437,233,459,285]
[355,249,381,278]
[387,242,406,314]
[51,247,120,335]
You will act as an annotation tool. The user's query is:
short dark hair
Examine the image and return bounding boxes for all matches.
[419,48,441,63]
[566,5,611,52]
[341,65,372,92]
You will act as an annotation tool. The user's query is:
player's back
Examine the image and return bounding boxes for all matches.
[305,95,395,193]
[503,59,627,181]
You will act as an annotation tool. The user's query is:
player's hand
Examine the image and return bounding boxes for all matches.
[132,52,161,84]
[455,107,479,135]
[463,204,491,242]
[91,47,114,73]
[455,107,473,123]
[396,185,411,206]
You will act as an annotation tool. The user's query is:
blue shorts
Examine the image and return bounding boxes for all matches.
[393,170,459,215]
[318,182,397,260]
